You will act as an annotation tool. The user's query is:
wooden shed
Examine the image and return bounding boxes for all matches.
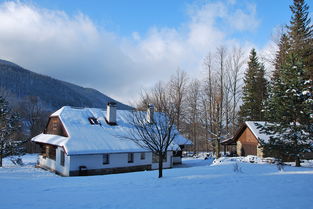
[233,121,268,158]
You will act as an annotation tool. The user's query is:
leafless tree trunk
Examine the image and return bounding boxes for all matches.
[168,69,188,131]
[202,53,215,152]
[227,47,245,134]
[123,102,177,178]
[215,47,227,158]
[186,79,201,154]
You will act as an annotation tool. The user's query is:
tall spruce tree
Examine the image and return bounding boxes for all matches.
[0,96,23,167]
[287,0,313,79]
[263,0,313,166]
[239,49,267,122]
[262,55,313,166]
[274,33,291,79]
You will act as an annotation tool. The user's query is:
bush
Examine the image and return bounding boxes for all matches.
[233,162,243,173]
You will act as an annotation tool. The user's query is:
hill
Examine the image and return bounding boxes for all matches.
[0,59,132,111]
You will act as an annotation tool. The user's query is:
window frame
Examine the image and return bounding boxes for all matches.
[128,153,134,163]
[103,154,110,165]
[60,150,65,166]
[140,152,145,160]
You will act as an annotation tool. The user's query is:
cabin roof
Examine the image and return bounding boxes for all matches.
[32,106,190,155]
[233,121,273,144]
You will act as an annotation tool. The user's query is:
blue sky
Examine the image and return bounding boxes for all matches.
[27,0,310,46]
[0,0,312,104]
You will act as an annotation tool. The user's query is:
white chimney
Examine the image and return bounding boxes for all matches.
[147,104,154,123]
[106,102,117,125]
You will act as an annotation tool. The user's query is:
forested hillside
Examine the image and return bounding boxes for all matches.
[0,59,132,111]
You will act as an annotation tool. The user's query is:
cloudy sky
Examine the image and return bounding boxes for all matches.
[0,0,312,105]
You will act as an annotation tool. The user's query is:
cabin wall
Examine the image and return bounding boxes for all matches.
[38,155,56,171]
[44,117,68,137]
[236,128,263,157]
[256,144,264,158]
[37,146,70,176]
[37,144,57,171]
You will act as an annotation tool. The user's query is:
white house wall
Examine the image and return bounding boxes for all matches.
[38,155,56,171]
[69,152,152,172]
[37,147,70,176]
[38,150,174,176]
[151,151,173,170]
[55,147,70,176]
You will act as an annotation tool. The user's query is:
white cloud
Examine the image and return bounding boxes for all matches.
[0,1,262,105]
[227,3,259,31]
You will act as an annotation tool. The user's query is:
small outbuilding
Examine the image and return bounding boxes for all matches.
[233,121,270,158]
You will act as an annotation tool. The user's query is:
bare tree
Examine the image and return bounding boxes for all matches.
[186,79,201,154]
[201,54,216,152]
[168,69,188,131]
[137,81,167,112]
[123,104,177,178]
[226,47,245,134]
[213,47,228,157]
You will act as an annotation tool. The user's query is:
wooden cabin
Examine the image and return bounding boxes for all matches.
[233,121,313,160]
[233,121,269,158]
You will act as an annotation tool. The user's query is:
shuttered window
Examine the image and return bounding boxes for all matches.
[128,153,134,163]
[60,150,65,166]
[103,154,109,164]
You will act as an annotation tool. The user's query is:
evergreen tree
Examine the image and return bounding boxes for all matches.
[0,96,24,167]
[239,49,268,122]
[262,54,313,166]
[274,33,291,79]
[262,0,313,166]
[287,0,313,79]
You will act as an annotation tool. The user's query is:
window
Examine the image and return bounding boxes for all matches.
[128,153,134,163]
[140,152,145,160]
[52,119,58,131]
[103,154,109,164]
[88,117,99,125]
[43,145,56,160]
[60,150,65,166]
[152,153,167,163]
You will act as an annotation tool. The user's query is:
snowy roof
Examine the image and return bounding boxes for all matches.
[245,121,273,143]
[32,106,188,155]
[174,134,193,145]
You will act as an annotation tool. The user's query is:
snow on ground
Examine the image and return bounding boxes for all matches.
[1,155,313,209]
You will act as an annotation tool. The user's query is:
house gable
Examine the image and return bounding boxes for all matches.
[238,127,259,145]
[44,116,68,137]
[233,122,267,157]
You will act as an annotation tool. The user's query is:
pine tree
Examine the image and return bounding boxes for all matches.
[262,54,313,166]
[274,33,291,79]
[262,0,313,166]
[0,96,24,167]
[287,0,313,79]
[239,49,268,122]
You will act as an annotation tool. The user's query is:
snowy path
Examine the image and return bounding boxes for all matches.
[0,156,313,209]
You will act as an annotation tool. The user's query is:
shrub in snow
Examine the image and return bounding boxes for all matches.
[233,162,242,173]
[10,157,24,166]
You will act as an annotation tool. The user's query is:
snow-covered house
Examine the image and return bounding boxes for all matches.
[233,121,270,158]
[32,103,191,176]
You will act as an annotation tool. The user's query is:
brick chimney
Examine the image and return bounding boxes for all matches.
[106,102,117,125]
[147,104,154,123]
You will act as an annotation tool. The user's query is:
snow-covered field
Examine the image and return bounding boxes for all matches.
[1,155,313,209]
